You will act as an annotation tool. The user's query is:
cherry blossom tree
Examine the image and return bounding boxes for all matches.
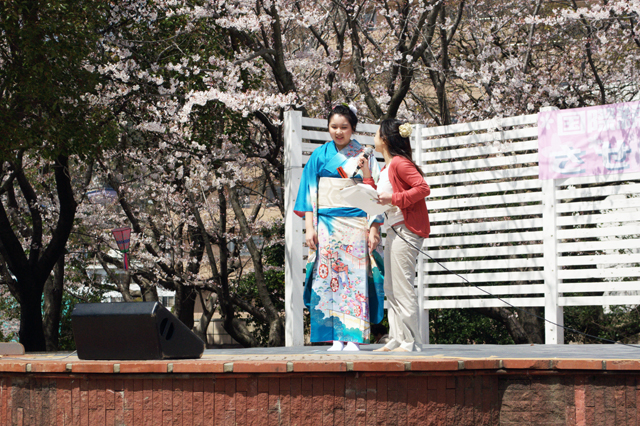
[448,0,639,122]
[70,0,294,346]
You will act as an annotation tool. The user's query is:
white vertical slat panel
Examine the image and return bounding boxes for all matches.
[413,123,429,345]
[541,178,562,344]
[284,111,305,347]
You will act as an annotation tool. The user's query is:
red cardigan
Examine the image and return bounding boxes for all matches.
[366,156,430,238]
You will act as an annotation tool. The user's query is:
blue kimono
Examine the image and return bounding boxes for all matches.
[294,139,385,344]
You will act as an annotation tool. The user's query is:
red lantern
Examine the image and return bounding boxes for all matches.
[111,227,131,270]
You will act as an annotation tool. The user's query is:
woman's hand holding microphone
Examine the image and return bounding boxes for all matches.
[357,150,392,206]
[357,150,372,179]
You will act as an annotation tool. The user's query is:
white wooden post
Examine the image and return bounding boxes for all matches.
[539,107,563,344]
[541,178,563,344]
[412,124,429,345]
[284,110,305,347]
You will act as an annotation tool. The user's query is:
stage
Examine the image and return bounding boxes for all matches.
[2,343,640,425]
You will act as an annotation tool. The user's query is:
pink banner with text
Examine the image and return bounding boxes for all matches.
[537,101,640,180]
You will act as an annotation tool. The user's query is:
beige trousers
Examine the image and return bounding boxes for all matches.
[383,224,424,352]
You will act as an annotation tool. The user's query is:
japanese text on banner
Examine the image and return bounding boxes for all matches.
[537,101,640,180]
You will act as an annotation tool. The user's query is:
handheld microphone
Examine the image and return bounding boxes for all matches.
[352,146,374,178]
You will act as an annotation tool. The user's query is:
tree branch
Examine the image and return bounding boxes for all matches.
[347,12,384,118]
[522,0,543,74]
[96,250,134,302]
[10,158,43,265]
[186,187,221,284]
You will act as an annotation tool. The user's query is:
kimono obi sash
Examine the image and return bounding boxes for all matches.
[318,177,355,209]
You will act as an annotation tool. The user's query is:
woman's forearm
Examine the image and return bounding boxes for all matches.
[305,212,314,230]
[305,211,318,250]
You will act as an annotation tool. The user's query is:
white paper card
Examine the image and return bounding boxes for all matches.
[339,184,389,216]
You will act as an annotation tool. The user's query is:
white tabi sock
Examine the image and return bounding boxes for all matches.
[344,342,360,351]
[327,341,344,352]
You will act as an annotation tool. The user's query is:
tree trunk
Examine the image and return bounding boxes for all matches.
[520,307,545,344]
[139,279,159,303]
[174,284,196,329]
[218,296,259,347]
[19,283,47,352]
[0,155,77,352]
[43,254,65,351]
[268,319,284,347]
[476,307,544,344]
[216,189,259,347]
[230,317,258,347]
[193,290,217,345]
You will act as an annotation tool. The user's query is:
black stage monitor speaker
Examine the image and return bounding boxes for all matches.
[71,302,205,360]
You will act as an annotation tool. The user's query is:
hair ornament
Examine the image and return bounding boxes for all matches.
[399,122,412,138]
[340,102,358,116]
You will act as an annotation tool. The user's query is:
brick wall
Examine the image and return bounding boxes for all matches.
[1,371,638,425]
[498,375,637,425]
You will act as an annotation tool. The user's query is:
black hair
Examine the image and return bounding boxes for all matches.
[379,118,424,176]
[327,104,358,131]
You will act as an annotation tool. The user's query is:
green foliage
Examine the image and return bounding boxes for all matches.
[564,305,640,344]
[0,290,20,342]
[430,305,640,345]
[0,0,118,160]
[430,309,515,344]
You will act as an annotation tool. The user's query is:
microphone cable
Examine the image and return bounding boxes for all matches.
[384,220,640,350]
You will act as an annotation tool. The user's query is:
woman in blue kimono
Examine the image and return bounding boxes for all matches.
[294,104,385,352]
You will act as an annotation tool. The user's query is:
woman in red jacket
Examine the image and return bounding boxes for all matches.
[359,119,430,352]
